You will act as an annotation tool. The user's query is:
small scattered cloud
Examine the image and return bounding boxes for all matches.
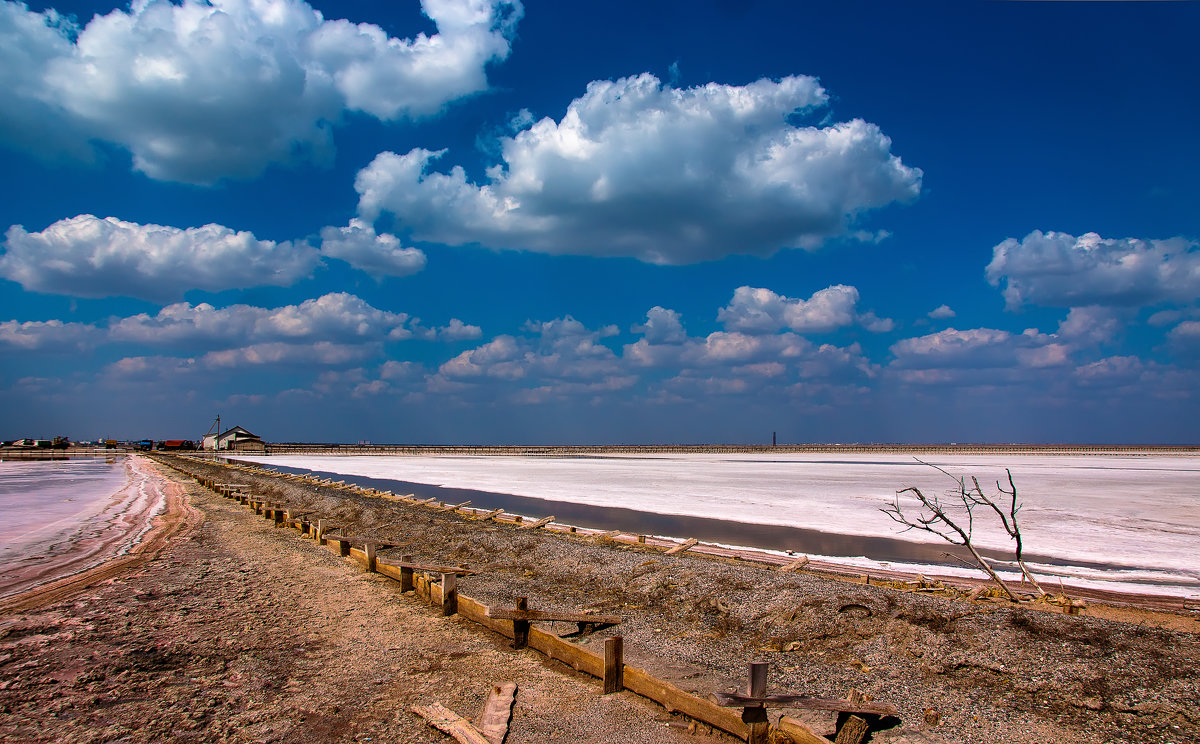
[319,219,426,278]
[928,304,955,320]
[986,230,1200,310]
[355,73,921,264]
[1,215,320,301]
[717,285,891,334]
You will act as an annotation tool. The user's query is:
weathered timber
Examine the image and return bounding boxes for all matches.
[711,693,898,717]
[834,715,869,744]
[441,500,472,511]
[441,572,458,616]
[590,530,622,540]
[603,636,624,694]
[745,661,769,744]
[376,560,473,575]
[410,497,437,506]
[776,716,831,744]
[485,608,623,625]
[475,682,516,744]
[519,515,555,530]
[622,665,749,740]
[665,538,700,555]
[511,598,530,649]
[474,508,504,521]
[412,703,491,744]
[780,555,811,572]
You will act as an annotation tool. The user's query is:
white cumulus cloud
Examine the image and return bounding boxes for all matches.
[986,230,1200,310]
[0,214,320,301]
[0,318,100,350]
[0,0,522,183]
[108,292,417,345]
[355,73,921,263]
[319,219,426,278]
[717,285,890,334]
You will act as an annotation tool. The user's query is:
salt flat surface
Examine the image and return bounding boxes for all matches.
[0,458,130,551]
[236,453,1200,598]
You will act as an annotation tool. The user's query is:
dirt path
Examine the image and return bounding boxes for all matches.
[0,461,710,744]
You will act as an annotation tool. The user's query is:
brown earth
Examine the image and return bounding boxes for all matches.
[3,454,1198,744]
[0,459,712,744]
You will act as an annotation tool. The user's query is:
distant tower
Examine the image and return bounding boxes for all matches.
[772,431,777,447]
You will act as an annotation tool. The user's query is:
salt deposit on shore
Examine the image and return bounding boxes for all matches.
[0,455,168,599]
[234,452,1200,599]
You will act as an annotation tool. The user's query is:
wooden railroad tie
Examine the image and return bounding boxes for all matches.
[712,662,898,744]
[474,508,504,521]
[486,597,623,650]
[519,515,555,530]
[440,500,472,512]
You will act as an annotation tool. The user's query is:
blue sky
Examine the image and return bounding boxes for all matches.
[1,0,1198,444]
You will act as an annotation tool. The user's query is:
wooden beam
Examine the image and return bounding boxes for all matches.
[665,538,700,555]
[412,703,491,744]
[486,608,622,625]
[776,716,830,744]
[603,636,624,694]
[712,694,898,717]
[441,573,458,616]
[441,500,472,511]
[590,530,621,540]
[779,555,810,572]
[622,666,748,740]
[834,715,869,744]
[519,516,555,530]
[474,508,504,521]
[511,597,530,649]
[745,661,769,744]
[475,682,516,744]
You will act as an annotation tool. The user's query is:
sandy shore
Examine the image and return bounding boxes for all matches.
[2,456,1197,743]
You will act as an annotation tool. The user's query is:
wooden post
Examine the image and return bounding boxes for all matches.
[365,542,377,572]
[638,534,646,544]
[441,573,457,616]
[603,636,624,694]
[400,555,414,592]
[744,661,769,744]
[834,715,869,744]
[316,519,326,544]
[338,538,351,557]
[512,597,530,649]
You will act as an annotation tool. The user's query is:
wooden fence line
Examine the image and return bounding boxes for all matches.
[154,454,770,740]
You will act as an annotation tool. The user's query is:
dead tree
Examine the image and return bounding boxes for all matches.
[882,459,1025,601]
[987,469,1046,596]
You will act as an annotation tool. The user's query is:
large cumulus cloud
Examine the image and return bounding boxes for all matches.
[986,230,1200,310]
[0,214,321,301]
[0,0,522,183]
[355,73,922,264]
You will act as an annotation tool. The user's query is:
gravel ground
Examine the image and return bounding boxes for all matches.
[0,460,715,744]
[11,454,1192,744]
[173,454,1200,744]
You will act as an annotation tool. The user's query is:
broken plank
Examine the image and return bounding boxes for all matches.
[665,538,700,555]
[519,515,554,530]
[779,555,811,572]
[441,500,472,511]
[475,683,517,744]
[412,703,491,744]
[474,508,504,521]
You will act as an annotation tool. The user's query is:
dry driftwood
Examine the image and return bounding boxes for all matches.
[412,702,490,744]
[475,682,517,744]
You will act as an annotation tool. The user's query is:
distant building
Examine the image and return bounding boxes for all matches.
[201,426,266,452]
